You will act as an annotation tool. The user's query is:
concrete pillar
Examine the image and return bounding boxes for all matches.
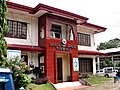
[93,57,96,74]
[111,55,114,66]
[97,57,100,70]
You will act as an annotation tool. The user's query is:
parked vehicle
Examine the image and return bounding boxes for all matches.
[96,69,105,77]
[96,67,118,77]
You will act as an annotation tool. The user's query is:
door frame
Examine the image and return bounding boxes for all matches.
[54,52,72,83]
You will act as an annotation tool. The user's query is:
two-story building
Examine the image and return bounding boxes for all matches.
[6,1,106,84]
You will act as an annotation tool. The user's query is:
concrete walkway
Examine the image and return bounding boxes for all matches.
[53,81,89,90]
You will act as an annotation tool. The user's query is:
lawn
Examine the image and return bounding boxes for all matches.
[86,75,113,85]
[26,82,57,90]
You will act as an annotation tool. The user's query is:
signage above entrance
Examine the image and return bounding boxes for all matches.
[49,43,76,51]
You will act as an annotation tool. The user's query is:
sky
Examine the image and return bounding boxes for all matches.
[8,0,120,47]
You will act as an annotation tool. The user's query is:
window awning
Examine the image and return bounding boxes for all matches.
[78,50,106,56]
[7,44,44,53]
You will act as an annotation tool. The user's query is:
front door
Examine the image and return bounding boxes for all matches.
[57,58,63,82]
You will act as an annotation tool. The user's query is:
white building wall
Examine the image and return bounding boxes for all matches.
[5,11,38,46]
[77,25,97,74]
[77,26,96,51]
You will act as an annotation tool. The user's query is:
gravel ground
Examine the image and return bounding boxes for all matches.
[77,79,120,90]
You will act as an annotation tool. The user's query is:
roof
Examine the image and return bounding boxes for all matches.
[79,22,107,33]
[99,47,120,54]
[6,1,106,33]
[7,44,44,53]
[6,1,88,22]
[78,50,106,55]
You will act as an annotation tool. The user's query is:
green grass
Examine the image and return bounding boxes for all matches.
[86,75,113,85]
[26,82,56,90]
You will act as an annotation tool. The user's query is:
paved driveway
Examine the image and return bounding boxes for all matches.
[77,80,120,90]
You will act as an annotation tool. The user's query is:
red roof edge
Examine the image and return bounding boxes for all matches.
[78,50,107,56]
[81,22,107,31]
[6,1,88,21]
[6,1,34,13]
[33,3,88,21]
[7,44,44,52]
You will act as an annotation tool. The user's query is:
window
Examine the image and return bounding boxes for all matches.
[66,25,74,40]
[6,20,27,39]
[79,58,93,73]
[78,33,91,46]
[21,55,28,65]
[50,24,61,38]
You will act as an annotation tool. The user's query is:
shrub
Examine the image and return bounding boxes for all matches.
[35,77,48,84]
[15,74,31,90]
[6,56,32,90]
[79,73,90,79]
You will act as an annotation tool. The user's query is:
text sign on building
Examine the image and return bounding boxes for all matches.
[7,50,21,60]
[49,43,76,51]
[73,58,79,71]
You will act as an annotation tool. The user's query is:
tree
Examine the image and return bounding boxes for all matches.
[97,38,120,50]
[100,58,114,69]
[0,0,8,67]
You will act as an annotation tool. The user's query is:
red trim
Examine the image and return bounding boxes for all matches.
[6,1,88,21]
[6,1,107,32]
[7,44,44,52]
[7,1,33,13]
[80,22,107,32]
[33,3,88,21]
[78,50,106,55]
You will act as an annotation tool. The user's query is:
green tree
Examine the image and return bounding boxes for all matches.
[115,62,120,67]
[100,58,114,69]
[97,38,120,50]
[0,0,8,67]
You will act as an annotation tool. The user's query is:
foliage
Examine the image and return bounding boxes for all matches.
[15,74,31,90]
[0,0,8,67]
[86,75,112,85]
[6,57,30,79]
[79,73,90,79]
[97,38,120,50]
[6,57,32,89]
[115,62,120,67]
[35,77,48,84]
[100,58,114,69]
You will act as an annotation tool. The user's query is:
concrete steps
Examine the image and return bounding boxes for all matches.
[53,81,81,89]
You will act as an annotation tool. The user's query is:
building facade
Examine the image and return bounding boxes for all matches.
[6,1,106,83]
[97,48,120,69]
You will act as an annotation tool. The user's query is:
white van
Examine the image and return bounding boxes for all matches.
[96,67,118,77]
[96,69,105,76]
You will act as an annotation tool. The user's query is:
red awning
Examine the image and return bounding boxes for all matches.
[7,44,44,52]
[78,50,106,55]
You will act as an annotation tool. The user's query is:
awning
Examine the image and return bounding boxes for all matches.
[7,44,44,53]
[78,50,106,55]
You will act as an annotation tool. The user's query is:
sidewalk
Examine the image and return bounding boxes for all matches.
[53,81,89,90]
